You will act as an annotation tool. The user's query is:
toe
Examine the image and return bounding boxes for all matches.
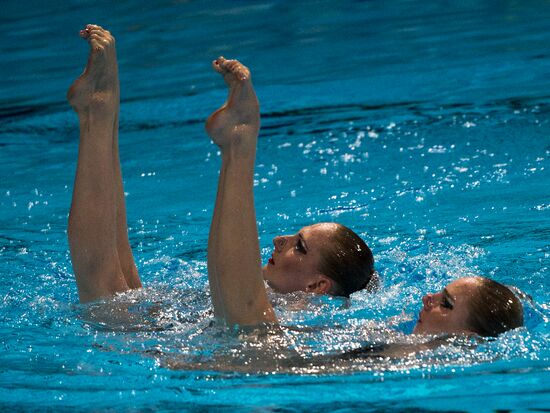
[88,29,105,38]
[88,28,111,42]
[89,34,107,52]
[212,60,222,73]
[85,24,112,39]
[82,24,99,39]
[212,57,252,82]
[221,59,237,71]
[212,57,227,74]
[224,60,250,81]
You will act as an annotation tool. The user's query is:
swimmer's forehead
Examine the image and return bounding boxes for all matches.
[445,277,480,299]
[299,223,338,248]
[302,223,338,234]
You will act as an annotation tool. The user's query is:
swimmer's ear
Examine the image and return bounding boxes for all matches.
[305,275,334,295]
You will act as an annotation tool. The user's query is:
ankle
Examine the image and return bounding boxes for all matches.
[220,134,257,160]
[77,108,116,130]
[75,91,117,117]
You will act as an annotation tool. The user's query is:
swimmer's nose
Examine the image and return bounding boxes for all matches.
[273,236,287,252]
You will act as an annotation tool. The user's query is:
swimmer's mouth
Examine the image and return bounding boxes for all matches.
[268,257,275,265]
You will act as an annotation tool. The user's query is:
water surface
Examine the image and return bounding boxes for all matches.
[1,1,549,411]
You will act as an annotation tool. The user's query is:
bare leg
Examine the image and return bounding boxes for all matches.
[67,24,140,302]
[113,101,141,289]
[205,57,276,326]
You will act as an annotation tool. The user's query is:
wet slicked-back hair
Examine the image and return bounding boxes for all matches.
[467,277,524,337]
[317,223,376,297]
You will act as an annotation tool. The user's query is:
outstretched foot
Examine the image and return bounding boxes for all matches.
[205,57,260,155]
[67,24,119,114]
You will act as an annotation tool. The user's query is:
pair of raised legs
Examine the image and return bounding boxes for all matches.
[67,25,140,302]
[68,25,275,326]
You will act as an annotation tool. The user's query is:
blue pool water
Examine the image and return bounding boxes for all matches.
[1,1,549,411]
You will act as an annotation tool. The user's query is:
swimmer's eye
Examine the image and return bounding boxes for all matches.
[295,240,307,254]
[441,297,454,310]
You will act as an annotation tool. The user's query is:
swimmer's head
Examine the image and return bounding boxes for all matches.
[316,223,377,296]
[413,276,523,337]
[262,223,376,297]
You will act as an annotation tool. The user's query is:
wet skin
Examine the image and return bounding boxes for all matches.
[67,24,141,303]
[413,277,480,335]
[65,29,494,336]
[205,57,276,325]
[262,223,339,294]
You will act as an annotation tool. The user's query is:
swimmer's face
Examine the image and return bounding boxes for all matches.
[413,277,479,335]
[262,223,337,294]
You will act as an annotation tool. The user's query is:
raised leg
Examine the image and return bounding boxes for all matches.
[205,57,276,326]
[112,99,141,289]
[67,24,140,302]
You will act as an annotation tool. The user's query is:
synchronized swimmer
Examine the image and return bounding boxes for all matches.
[67,25,523,345]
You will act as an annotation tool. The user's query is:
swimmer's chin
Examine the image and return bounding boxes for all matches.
[261,266,275,290]
[261,265,268,279]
